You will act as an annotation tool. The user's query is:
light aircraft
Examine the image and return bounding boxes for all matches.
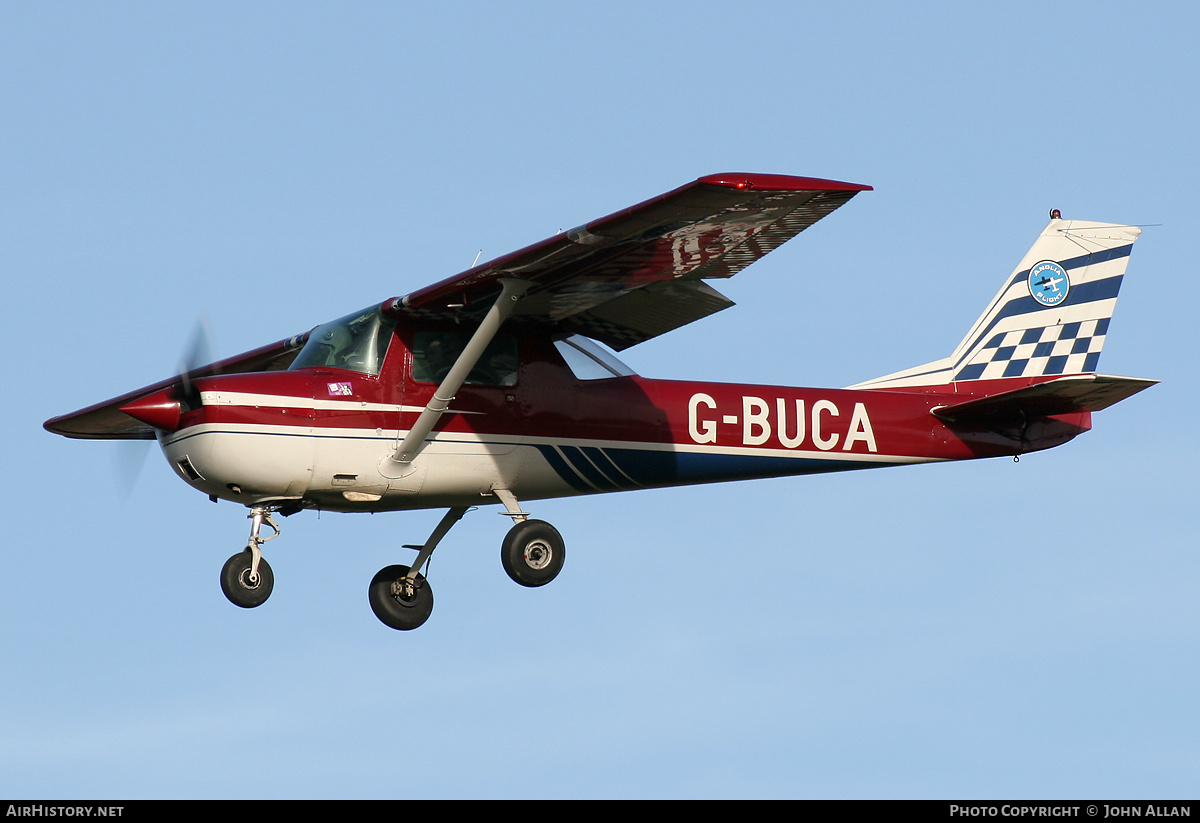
[45,173,1154,630]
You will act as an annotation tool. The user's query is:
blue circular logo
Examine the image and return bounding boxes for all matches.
[1028,260,1070,307]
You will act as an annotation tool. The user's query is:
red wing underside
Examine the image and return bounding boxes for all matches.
[45,335,307,439]
[387,173,870,350]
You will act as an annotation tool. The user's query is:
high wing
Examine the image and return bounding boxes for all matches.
[385,173,870,350]
[44,334,307,439]
[45,173,868,440]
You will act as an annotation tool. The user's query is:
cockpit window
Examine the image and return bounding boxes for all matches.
[291,305,395,376]
[412,331,519,386]
[553,335,636,380]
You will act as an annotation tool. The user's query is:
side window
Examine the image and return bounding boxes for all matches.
[553,336,636,380]
[411,331,519,387]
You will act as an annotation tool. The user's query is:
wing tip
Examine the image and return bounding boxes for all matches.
[698,173,872,193]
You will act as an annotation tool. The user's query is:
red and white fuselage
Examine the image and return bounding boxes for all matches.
[148,335,1093,515]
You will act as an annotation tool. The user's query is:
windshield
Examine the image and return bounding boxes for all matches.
[291,305,395,376]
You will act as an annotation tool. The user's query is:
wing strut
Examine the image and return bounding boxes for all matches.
[386,278,532,470]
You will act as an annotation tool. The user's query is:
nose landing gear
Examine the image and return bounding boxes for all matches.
[220,551,274,608]
[219,505,282,608]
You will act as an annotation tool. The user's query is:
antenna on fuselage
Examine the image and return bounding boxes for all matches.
[471,250,483,268]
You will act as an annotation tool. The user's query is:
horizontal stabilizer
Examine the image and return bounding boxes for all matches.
[931,374,1157,422]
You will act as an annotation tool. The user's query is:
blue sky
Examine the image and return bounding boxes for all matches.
[3,1,1197,798]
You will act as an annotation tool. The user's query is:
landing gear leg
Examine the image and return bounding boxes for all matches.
[494,489,565,588]
[368,506,468,631]
[220,505,280,608]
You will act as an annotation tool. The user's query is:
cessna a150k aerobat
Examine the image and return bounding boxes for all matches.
[45,173,1154,630]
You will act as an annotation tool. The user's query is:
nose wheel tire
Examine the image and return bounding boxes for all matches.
[368,565,434,630]
[501,519,565,587]
[220,550,274,608]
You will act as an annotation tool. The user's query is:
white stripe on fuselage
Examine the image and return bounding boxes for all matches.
[164,419,935,466]
[200,391,482,415]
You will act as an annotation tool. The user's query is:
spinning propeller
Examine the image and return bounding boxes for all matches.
[175,317,215,411]
[113,319,217,495]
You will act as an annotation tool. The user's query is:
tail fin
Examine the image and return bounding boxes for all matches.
[852,219,1141,389]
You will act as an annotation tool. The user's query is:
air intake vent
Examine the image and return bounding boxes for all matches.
[176,456,204,481]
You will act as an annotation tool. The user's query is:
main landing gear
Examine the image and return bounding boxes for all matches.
[367,490,566,631]
[367,564,433,630]
[367,506,467,631]
[500,519,565,588]
[366,280,551,630]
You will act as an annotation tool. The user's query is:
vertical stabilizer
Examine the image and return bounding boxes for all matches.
[852,219,1141,389]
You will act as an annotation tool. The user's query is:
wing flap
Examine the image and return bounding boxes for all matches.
[561,280,735,351]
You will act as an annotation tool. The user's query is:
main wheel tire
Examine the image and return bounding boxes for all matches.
[368,564,433,630]
[501,520,565,587]
[220,550,274,608]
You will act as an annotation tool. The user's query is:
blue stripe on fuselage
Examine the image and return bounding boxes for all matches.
[531,444,882,491]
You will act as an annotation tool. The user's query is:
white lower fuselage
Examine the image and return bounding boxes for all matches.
[157,351,1088,514]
